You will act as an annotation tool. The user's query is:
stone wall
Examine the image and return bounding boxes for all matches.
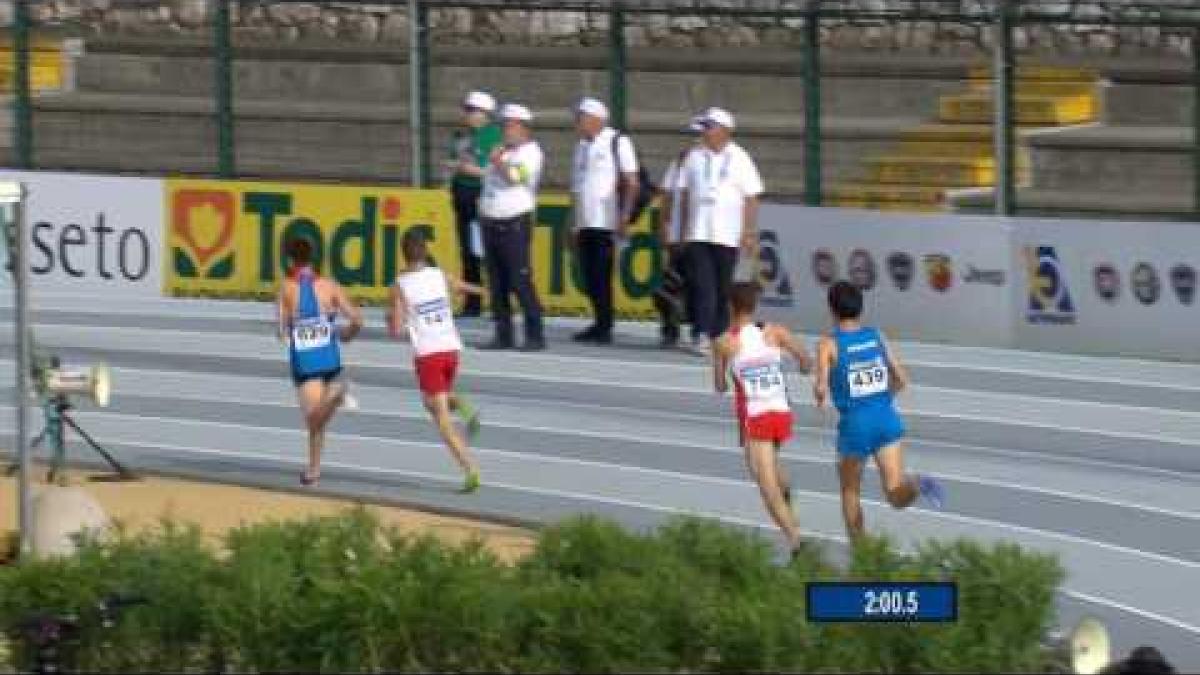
[10,0,1198,57]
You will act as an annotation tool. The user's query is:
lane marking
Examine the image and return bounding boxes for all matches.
[6,411,1199,571]
[27,381,1198,521]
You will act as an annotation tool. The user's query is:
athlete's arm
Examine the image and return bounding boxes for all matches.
[275,283,292,343]
[772,325,813,374]
[446,273,486,298]
[812,336,834,409]
[387,283,407,340]
[880,333,910,394]
[712,336,731,395]
[333,283,364,342]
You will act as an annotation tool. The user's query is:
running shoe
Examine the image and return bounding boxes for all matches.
[456,395,482,440]
[917,475,946,510]
[461,469,481,494]
[342,393,360,412]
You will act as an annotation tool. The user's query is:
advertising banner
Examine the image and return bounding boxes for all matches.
[0,170,163,297]
[758,204,1016,346]
[164,178,457,304]
[1013,218,1200,360]
[164,178,665,317]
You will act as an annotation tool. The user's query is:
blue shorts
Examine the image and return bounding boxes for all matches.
[837,408,906,459]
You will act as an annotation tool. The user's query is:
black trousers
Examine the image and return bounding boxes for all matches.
[577,228,615,336]
[481,213,544,345]
[451,183,484,315]
[685,241,738,341]
[654,246,688,342]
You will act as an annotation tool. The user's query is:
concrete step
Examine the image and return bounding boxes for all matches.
[865,154,1030,187]
[940,92,1097,126]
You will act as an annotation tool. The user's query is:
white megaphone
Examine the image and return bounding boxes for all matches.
[43,363,111,408]
[1068,616,1112,674]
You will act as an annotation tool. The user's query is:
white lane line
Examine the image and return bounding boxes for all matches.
[4,356,1200,483]
[9,410,1200,571]
[15,431,1200,637]
[45,382,1200,521]
[13,316,1200,392]
[8,329,1200,447]
[1062,590,1200,636]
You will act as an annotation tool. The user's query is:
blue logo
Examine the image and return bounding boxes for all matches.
[1025,246,1075,325]
[758,230,793,307]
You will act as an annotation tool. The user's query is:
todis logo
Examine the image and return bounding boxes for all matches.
[172,189,236,280]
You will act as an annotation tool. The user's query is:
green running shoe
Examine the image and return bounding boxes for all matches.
[456,395,482,440]
[461,469,481,494]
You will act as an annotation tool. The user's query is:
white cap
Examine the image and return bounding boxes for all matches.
[462,90,496,113]
[576,97,609,120]
[699,107,736,130]
[500,103,534,123]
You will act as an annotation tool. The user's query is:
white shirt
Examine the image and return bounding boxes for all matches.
[395,266,463,357]
[681,141,764,248]
[659,148,694,245]
[571,127,638,231]
[480,140,544,220]
[730,323,791,418]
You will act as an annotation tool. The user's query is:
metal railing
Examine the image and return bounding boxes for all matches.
[7,0,1200,218]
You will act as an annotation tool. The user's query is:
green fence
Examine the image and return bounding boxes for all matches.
[7,0,1200,219]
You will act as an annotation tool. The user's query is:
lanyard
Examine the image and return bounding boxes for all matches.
[704,150,733,185]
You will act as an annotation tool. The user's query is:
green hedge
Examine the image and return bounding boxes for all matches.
[0,511,1064,673]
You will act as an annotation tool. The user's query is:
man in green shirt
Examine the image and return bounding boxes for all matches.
[447,91,503,317]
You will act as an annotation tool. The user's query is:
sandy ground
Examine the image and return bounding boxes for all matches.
[0,464,535,564]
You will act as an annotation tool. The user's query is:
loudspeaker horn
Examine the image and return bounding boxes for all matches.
[44,363,111,408]
[1070,616,1112,674]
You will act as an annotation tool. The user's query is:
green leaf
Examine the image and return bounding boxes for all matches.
[173,248,198,277]
[208,254,235,280]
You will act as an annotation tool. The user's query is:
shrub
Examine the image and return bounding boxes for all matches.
[0,512,1065,673]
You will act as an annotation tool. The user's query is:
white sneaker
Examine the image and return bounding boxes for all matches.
[681,336,711,357]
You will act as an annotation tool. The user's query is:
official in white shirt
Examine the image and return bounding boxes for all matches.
[678,107,765,355]
[479,103,546,352]
[653,115,703,349]
[570,97,639,345]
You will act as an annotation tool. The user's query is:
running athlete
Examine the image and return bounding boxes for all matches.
[388,229,483,493]
[813,281,945,542]
[277,237,364,487]
[713,281,813,555]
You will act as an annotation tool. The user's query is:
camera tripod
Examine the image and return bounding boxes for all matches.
[5,394,137,485]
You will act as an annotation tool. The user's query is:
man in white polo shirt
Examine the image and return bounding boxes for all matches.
[570,97,639,345]
[478,103,546,352]
[678,107,765,355]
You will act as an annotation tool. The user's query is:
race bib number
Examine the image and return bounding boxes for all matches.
[292,319,332,351]
[740,364,785,399]
[848,359,889,398]
[417,299,452,329]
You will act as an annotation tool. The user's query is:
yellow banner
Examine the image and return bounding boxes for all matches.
[164,178,665,319]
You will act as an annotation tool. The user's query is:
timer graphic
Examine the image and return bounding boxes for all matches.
[806,582,958,623]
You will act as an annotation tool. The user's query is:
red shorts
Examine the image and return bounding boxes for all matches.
[414,350,459,396]
[741,410,794,444]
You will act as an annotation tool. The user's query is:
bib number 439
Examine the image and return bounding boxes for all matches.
[849,361,888,398]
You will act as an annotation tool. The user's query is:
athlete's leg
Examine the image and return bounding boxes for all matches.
[310,377,348,430]
[774,442,793,507]
[837,454,867,541]
[874,442,919,508]
[296,379,329,483]
[425,392,480,491]
[745,439,800,547]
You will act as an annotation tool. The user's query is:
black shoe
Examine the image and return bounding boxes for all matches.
[659,334,680,349]
[520,338,547,352]
[592,331,614,345]
[478,338,515,351]
[572,327,600,343]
